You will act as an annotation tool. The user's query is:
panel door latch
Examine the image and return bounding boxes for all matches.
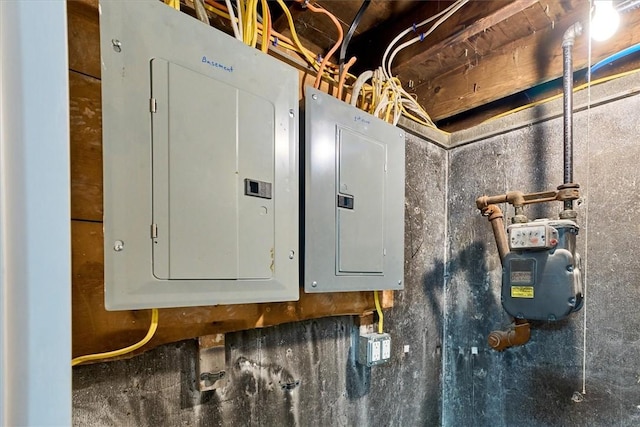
[337,194,354,209]
[244,178,272,199]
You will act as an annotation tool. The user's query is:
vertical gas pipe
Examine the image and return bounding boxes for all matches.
[560,22,582,215]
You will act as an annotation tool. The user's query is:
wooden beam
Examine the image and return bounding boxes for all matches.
[68,0,100,78]
[432,0,540,50]
[439,53,640,132]
[394,0,540,79]
[346,1,456,73]
[70,71,102,222]
[416,3,640,122]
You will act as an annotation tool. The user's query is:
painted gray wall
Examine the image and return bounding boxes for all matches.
[73,134,448,426]
[444,91,640,426]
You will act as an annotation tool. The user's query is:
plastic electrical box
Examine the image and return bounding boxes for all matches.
[100,0,299,309]
[303,87,405,292]
[358,333,391,367]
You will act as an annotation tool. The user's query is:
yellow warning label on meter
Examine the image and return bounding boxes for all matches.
[511,286,534,298]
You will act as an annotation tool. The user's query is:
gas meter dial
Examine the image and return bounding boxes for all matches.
[507,222,558,250]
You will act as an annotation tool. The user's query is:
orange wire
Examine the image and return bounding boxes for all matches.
[205,0,227,12]
[337,56,356,100]
[294,0,344,89]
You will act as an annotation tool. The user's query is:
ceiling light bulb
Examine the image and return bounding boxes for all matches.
[591,0,620,41]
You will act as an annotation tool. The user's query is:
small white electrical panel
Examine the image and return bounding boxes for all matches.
[304,87,405,292]
[100,0,298,309]
[358,333,391,367]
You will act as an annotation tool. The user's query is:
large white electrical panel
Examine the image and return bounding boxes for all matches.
[304,87,405,292]
[100,0,299,309]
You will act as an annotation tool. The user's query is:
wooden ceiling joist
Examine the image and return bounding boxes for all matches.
[414,3,640,122]
[393,0,540,80]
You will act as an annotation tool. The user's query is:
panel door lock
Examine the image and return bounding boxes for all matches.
[244,178,272,199]
[337,194,354,209]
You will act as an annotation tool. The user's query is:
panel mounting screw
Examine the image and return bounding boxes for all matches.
[311,94,318,100]
[398,280,402,285]
[289,109,295,118]
[311,281,317,287]
[289,250,295,259]
[113,240,124,251]
[112,39,122,53]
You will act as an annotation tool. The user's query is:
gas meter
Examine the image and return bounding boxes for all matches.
[476,20,585,350]
[502,219,583,321]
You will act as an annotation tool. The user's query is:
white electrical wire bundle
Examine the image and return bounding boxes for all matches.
[352,0,469,127]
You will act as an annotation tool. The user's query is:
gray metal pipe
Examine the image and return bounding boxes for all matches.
[561,22,582,210]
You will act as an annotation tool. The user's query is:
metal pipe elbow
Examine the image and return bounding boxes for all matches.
[482,204,503,221]
[488,321,531,351]
[476,195,490,211]
[505,191,525,207]
[562,22,583,47]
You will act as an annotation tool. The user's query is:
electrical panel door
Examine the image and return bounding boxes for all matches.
[100,0,298,310]
[336,128,385,274]
[151,59,274,281]
[304,87,405,292]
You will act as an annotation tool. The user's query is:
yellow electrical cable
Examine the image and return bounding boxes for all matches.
[260,0,270,53]
[401,107,449,133]
[241,0,249,43]
[165,0,181,10]
[204,3,231,20]
[275,0,317,66]
[248,0,258,47]
[202,2,331,77]
[485,67,640,123]
[203,0,343,83]
[71,309,159,366]
[246,1,252,46]
[374,291,383,334]
[385,100,393,123]
[204,2,290,51]
[251,0,260,48]
[203,1,342,85]
[241,0,248,42]
[370,79,378,114]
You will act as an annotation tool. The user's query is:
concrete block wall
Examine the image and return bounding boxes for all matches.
[444,84,640,426]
